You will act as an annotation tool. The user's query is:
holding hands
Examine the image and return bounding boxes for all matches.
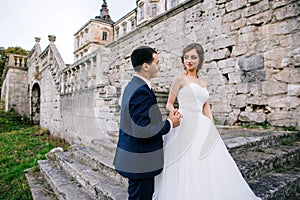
[168,109,182,128]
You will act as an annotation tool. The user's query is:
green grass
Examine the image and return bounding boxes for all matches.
[283,126,298,131]
[281,138,294,146]
[0,109,69,200]
[242,121,270,129]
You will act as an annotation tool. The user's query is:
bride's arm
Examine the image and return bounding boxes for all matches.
[166,91,176,112]
[203,101,213,121]
[166,75,181,112]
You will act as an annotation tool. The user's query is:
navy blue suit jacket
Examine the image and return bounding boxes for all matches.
[114,76,171,179]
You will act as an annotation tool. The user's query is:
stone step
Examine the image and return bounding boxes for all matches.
[249,167,300,200]
[222,129,299,156]
[24,168,57,200]
[70,144,128,186]
[54,151,127,200]
[72,131,300,190]
[234,144,300,181]
[38,160,94,200]
[26,129,300,200]
[90,138,117,157]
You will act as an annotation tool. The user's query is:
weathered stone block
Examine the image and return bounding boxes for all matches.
[228,72,242,84]
[267,96,300,108]
[204,61,218,69]
[228,111,239,125]
[237,31,256,44]
[247,10,272,25]
[218,58,236,69]
[262,81,287,95]
[225,0,247,12]
[232,45,248,56]
[288,84,300,96]
[239,111,266,123]
[236,83,250,94]
[272,0,289,9]
[223,10,241,22]
[231,94,247,108]
[207,49,229,61]
[247,96,267,105]
[238,54,265,83]
[274,2,299,21]
[231,18,247,30]
[212,103,232,113]
[213,34,236,49]
[244,0,270,17]
[273,68,300,83]
[249,83,262,95]
[268,111,296,127]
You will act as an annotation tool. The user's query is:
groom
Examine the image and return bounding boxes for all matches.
[114,46,181,200]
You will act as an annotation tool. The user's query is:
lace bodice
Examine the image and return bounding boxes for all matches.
[177,83,209,113]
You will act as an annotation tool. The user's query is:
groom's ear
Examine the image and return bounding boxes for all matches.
[142,63,149,71]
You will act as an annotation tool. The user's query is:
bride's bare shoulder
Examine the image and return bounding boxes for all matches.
[176,73,187,80]
[198,79,208,89]
[172,74,185,83]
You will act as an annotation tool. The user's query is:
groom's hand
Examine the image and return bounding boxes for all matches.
[168,109,181,128]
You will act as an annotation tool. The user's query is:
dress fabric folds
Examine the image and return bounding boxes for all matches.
[153,83,261,200]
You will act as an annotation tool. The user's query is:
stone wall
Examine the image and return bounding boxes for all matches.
[107,0,300,128]
[1,54,29,116]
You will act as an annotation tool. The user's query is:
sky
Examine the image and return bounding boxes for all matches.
[0,0,136,64]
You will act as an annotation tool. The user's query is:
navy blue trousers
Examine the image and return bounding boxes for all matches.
[128,177,154,200]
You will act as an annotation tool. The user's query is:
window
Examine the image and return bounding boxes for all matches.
[102,31,107,41]
[76,37,80,48]
[171,0,177,8]
[131,20,135,30]
[115,27,119,38]
[123,23,127,33]
[151,4,157,16]
[140,4,144,19]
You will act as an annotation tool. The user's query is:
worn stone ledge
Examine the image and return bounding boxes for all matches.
[38,160,94,200]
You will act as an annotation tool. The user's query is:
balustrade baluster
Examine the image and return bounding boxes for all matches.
[21,57,25,68]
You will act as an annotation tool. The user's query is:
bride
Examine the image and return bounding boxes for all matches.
[153,43,261,200]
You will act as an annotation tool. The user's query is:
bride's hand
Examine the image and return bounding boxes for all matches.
[172,108,183,118]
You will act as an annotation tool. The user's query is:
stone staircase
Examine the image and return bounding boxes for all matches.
[25,128,300,200]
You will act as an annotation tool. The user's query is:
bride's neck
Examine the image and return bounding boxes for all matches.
[184,71,197,78]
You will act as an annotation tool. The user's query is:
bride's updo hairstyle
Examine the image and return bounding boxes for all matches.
[181,43,204,73]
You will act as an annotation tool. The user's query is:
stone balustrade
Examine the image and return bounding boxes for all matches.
[62,52,98,94]
[7,54,27,68]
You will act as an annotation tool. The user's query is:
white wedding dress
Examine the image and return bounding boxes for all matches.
[153,83,261,200]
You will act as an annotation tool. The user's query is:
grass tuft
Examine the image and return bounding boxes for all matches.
[0,109,69,200]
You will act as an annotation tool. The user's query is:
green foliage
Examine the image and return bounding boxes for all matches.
[242,121,269,129]
[0,108,69,200]
[273,166,287,173]
[4,47,28,55]
[0,109,31,133]
[0,48,7,85]
[281,138,293,146]
[283,126,298,131]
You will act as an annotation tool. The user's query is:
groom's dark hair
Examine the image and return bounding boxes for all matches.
[131,46,157,71]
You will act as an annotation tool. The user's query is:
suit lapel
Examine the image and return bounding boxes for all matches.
[132,76,157,102]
